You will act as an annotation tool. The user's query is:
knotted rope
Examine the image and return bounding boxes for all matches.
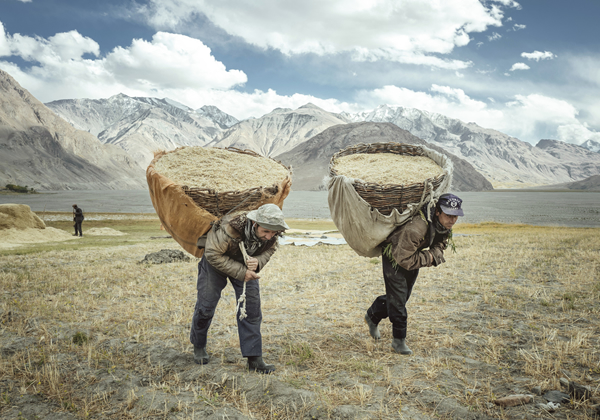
[236,242,250,321]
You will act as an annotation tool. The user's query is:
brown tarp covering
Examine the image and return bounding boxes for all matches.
[146,153,292,258]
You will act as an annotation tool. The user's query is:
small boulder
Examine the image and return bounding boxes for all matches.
[544,390,570,404]
[568,381,592,401]
[494,394,533,407]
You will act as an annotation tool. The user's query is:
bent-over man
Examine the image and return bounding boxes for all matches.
[364,193,464,355]
[190,203,288,373]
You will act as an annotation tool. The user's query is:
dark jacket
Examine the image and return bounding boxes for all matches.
[387,211,448,271]
[73,207,84,222]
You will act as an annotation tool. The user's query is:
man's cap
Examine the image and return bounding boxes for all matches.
[247,203,289,231]
[437,193,464,216]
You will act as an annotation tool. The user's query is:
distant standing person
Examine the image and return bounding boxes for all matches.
[364,193,464,355]
[72,204,84,237]
[190,203,288,373]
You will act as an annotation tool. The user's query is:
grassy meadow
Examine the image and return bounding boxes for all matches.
[0,214,599,419]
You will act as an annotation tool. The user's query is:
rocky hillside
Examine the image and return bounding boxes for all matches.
[0,69,145,190]
[275,122,493,192]
[46,94,238,169]
[209,103,349,157]
[344,105,600,188]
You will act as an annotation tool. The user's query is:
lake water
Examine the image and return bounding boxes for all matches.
[1,190,599,227]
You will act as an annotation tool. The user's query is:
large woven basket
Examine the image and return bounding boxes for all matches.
[328,142,449,215]
[147,146,292,258]
[171,147,291,217]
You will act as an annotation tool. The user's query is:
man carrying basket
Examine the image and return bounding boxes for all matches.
[364,193,464,355]
[190,203,289,373]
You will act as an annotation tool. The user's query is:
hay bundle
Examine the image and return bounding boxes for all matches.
[329,143,450,215]
[147,146,292,258]
[0,204,45,230]
[327,142,453,257]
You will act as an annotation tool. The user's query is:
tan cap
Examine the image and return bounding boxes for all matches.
[247,204,289,231]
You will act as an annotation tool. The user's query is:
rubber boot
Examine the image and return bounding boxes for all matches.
[391,338,413,355]
[247,356,276,374]
[364,313,380,340]
[194,346,209,365]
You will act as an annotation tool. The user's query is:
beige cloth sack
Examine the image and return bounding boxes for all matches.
[327,146,452,258]
[147,154,292,258]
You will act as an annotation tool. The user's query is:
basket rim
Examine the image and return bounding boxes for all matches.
[328,142,448,189]
[156,146,292,195]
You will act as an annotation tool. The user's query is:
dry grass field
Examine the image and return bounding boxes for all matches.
[1,214,599,419]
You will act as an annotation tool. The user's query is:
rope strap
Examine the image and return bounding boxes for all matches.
[236,242,249,320]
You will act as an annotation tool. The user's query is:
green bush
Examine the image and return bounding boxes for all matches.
[5,184,35,193]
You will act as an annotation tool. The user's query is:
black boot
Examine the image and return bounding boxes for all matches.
[247,356,276,374]
[194,346,209,364]
[391,338,413,355]
[364,313,380,340]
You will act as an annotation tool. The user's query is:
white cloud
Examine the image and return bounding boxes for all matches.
[556,124,600,145]
[136,0,508,68]
[488,32,502,41]
[0,22,11,56]
[510,62,530,71]
[512,24,526,31]
[103,32,246,90]
[521,50,555,61]
[490,0,521,8]
[0,25,247,103]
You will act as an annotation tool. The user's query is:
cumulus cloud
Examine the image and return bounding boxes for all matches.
[512,24,526,31]
[135,0,508,69]
[556,124,600,145]
[0,25,247,103]
[521,50,556,61]
[510,62,530,71]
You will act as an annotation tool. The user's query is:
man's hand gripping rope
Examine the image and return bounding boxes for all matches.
[237,242,258,321]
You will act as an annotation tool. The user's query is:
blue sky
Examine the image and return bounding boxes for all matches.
[1,0,599,146]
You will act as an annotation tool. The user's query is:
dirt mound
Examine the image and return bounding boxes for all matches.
[85,227,127,236]
[0,204,45,230]
[139,249,191,264]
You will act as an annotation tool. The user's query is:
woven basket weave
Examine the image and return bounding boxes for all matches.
[328,142,448,215]
[174,147,291,217]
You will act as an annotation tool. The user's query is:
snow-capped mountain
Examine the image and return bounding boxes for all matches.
[208,103,349,157]
[343,105,600,188]
[0,69,145,190]
[46,94,238,168]
[39,86,600,190]
[581,139,600,153]
[275,122,493,192]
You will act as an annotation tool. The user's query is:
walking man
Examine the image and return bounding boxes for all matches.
[364,193,464,355]
[190,203,288,373]
[72,204,84,237]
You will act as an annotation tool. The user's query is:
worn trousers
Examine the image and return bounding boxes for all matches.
[367,253,419,339]
[189,256,263,357]
[74,221,82,236]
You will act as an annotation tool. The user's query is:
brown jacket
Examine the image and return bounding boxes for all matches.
[387,211,448,271]
[205,212,278,281]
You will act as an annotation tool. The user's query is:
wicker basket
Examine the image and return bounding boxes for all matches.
[173,147,291,217]
[328,142,448,215]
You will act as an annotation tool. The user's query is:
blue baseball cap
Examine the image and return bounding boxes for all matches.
[438,193,464,216]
